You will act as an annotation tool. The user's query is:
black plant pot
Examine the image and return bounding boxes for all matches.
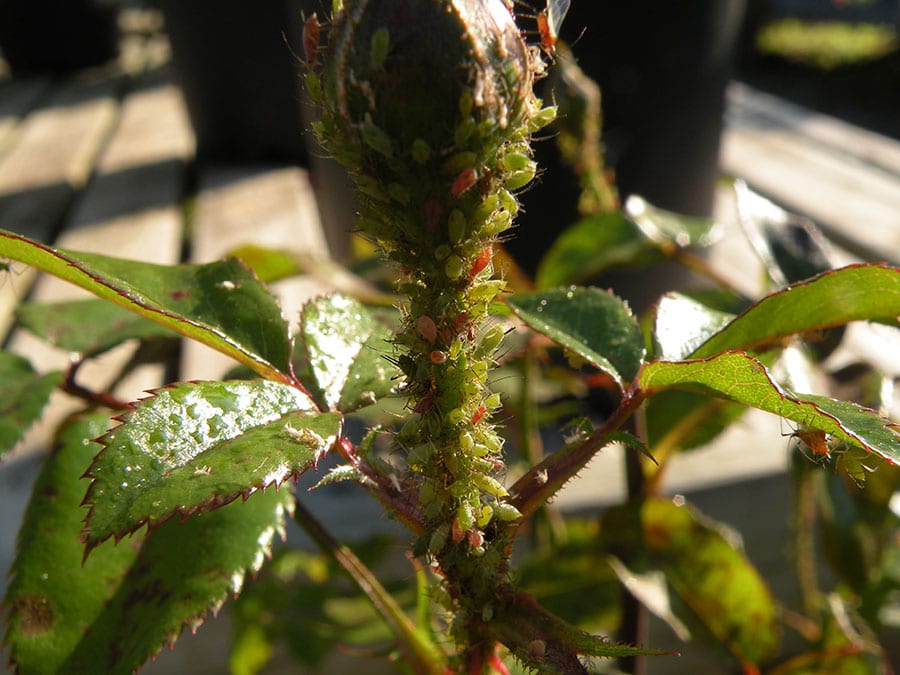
[0,0,119,76]
[509,0,747,283]
[160,0,310,164]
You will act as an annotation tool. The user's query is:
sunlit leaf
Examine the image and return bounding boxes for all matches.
[652,293,736,361]
[625,195,721,249]
[83,379,340,548]
[294,294,399,412]
[535,212,657,289]
[16,298,176,357]
[6,411,294,674]
[4,414,141,672]
[0,350,63,457]
[639,352,900,464]
[638,498,780,667]
[506,286,644,390]
[0,230,292,382]
[691,264,900,359]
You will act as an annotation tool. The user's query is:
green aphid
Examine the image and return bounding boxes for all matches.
[356,175,388,202]
[473,193,499,222]
[450,479,470,500]
[407,442,434,469]
[429,522,450,554]
[448,209,467,244]
[304,71,322,103]
[360,116,393,158]
[478,324,505,356]
[458,90,474,118]
[504,162,537,191]
[484,209,512,237]
[472,472,508,498]
[498,188,518,213]
[468,280,506,304]
[456,502,475,532]
[445,255,464,279]
[454,117,478,147]
[500,151,531,172]
[370,27,389,70]
[529,105,558,132]
[387,182,410,205]
[476,504,494,528]
[411,138,432,164]
[493,502,522,522]
[441,150,477,176]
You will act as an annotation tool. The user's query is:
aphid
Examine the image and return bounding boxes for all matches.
[469,246,493,278]
[785,422,842,463]
[537,0,570,54]
[302,13,320,65]
[471,404,487,425]
[451,167,477,199]
[417,315,438,342]
[794,427,831,459]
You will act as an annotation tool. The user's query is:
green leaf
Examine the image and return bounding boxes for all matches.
[4,414,143,673]
[644,390,748,457]
[16,298,176,357]
[638,497,780,667]
[6,412,293,674]
[652,293,737,362]
[491,590,671,671]
[230,244,398,307]
[0,230,292,382]
[65,489,294,674]
[82,379,340,548]
[639,352,900,464]
[227,244,303,283]
[691,264,900,359]
[535,212,657,289]
[0,350,63,457]
[294,294,400,412]
[625,195,721,249]
[505,286,645,389]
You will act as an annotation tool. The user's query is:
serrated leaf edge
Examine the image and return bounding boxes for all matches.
[78,381,325,555]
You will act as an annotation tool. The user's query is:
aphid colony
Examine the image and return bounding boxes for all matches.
[307,0,557,561]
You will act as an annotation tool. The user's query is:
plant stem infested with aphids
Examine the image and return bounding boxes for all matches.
[309,0,555,662]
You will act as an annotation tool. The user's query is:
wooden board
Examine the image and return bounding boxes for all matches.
[5,78,192,460]
[722,82,900,265]
[182,164,329,380]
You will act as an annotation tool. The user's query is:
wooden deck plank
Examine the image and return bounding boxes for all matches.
[4,77,191,461]
[0,77,119,240]
[0,77,121,341]
[0,78,49,153]
[722,82,900,264]
[182,164,329,381]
